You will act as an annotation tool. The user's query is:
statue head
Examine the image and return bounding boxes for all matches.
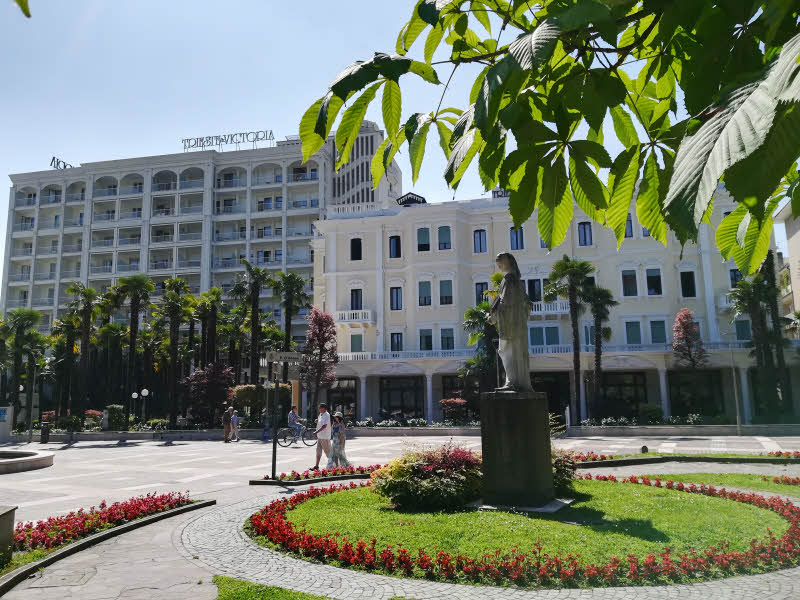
[495,252,521,280]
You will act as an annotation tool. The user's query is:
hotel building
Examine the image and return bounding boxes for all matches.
[313,188,800,424]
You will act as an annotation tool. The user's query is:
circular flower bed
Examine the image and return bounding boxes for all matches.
[266,465,383,482]
[248,477,800,587]
[764,475,800,487]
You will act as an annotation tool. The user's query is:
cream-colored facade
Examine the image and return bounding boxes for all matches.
[777,202,800,317]
[313,188,800,424]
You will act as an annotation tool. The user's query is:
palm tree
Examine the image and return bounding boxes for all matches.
[158,278,192,427]
[193,295,210,368]
[6,308,41,424]
[96,322,128,416]
[583,286,618,409]
[20,329,47,440]
[195,288,222,366]
[137,318,167,422]
[237,261,272,384]
[761,251,792,408]
[50,313,79,415]
[788,311,800,339]
[268,271,312,382]
[64,281,98,414]
[544,255,595,421]
[117,274,155,425]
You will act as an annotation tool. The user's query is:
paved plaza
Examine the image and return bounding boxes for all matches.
[4,435,800,599]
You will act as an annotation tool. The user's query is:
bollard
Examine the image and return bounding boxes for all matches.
[40,421,51,444]
[0,505,16,567]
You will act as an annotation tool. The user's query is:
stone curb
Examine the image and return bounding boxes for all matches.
[0,450,54,475]
[249,473,372,486]
[0,498,216,596]
[578,455,800,468]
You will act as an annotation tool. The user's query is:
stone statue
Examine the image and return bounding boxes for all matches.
[488,252,533,392]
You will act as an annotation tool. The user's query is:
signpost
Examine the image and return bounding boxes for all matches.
[266,352,302,480]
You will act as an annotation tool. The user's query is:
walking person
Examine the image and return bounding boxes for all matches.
[311,404,331,470]
[327,411,350,468]
[222,406,233,443]
[231,409,241,442]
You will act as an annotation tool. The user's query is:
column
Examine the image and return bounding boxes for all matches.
[201,160,213,292]
[425,373,434,424]
[375,225,385,351]
[658,368,670,418]
[698,224,720,341]
[359,376,368,421]
[1,189,13,313]
[301,390,307,416]
[738,366,752,425]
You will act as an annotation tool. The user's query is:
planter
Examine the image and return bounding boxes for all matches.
[0,450,54,474]
[567,424,800,437]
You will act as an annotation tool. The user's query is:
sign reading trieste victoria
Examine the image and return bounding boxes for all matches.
[181,130,274,151]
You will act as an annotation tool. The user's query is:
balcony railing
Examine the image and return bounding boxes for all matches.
[65,192,85,203]
[151,234,174,243]
[152,208,173,217]
[252,229,281,239]
[152,182,177,192]
[31,296,55,306]
[254,257,281,266]
[287,256,312,265]
[119,210,143,220]
[60,269,81,278]
[9,273,31,282]
[119,185,144,195]
[13,223,35,232]
[62,243,82,252]
[39,220,60,230]
[94,188,118,198]
[334,310,375,323]
[38,245,59,254]
[252,175,282,185]
[149,260,172,270]
[216,177,246,188]
[254,204,279,212]
[92,239,114,247]
[64,218,84,227]
[214,231,246,241]
[181,205,203,214]
[178,258,201,268]
[213,257,241,268]
[6,299,28,308]
[290,172,318,182]
[93,212,116,221]
[11,248,33,257]
[41,194,62,204]
[214,205,244,215]
[90,265,113,274]
[34,272,56,280]
[338,349,474,362]
[288,229,313,237]
[530,300,570,315]
[36,325,52,333]
[179,232,202,241]
[119,237,141,246]
[291,199,319,209]
[180,178,204,190]
[15,198,36,207]
[117,263,140,272]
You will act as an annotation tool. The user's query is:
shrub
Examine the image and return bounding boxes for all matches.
[405,418,427,427]
[371,444,482,510]
[41,410,56,422]
[106,404,126,431]
[439,397,467,422]
[58,415,83,432]
[551,449,577,495]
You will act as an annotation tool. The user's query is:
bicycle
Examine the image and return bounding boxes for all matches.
[276,423,317,447]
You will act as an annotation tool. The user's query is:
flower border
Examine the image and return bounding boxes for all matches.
[763,475,800,487]
[265,465,383,481]
[248,476,800,587]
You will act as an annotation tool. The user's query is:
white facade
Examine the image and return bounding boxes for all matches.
[313,189,800,424]
[3,121,401,344]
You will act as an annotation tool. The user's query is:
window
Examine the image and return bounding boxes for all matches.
[351,334,363,353]
[527,279,543,302]
[438,226,451,250]
[510,227,524,250]
[473,229,487,253]
[584,324,596,345]
[650,320,667,344]
[419,329,433,351]
[350,237,362,261]
[439,280,453,305]
[646,268,662,296]
[622,270,638,296]
[735,320,752,341]
[389,235,402,258]
[390,332,403,351]
[418,281,432,306]
[530,326,559,346]
[625,321,642,345]
[275,196,283,209]
[680,271,696,298]
[730,269,743,288]
[540,236,547,249]
[441,328,455,350]
[625,213,633,238]
[417,228,430,252]
[578,222,592,246]
[475,282,488,305]
[350,288,362,311]
[642,226,650,237]
[390,286,402,310]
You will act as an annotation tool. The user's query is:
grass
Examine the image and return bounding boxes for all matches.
[642,473,800,496]
[593,452,799,461]
[0,548,53,578]
[279,480,788,565]
[214,576,328,599]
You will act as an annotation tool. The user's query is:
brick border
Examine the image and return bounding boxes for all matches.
[0,498,216,596]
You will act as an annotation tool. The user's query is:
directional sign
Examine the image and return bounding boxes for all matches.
[264,351,302,363]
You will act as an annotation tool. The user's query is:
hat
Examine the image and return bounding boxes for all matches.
[334,411,344,418]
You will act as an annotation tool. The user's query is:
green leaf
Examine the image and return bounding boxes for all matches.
[715,205,748,260]
[609,105,639,148]
[537,155,573,249]
[790,179,800,218]
[637,152,667,244]
[299,97,326,164]
[470,0,491,33]
[665,76,777,239]
[418,0,448,25]
[399,12,428,55]
[499,149,530,191]
[382,80,402,144]
[768,31,800,103]
[424,22,445,63]
[408,121,431,184]
[606,146,641,247]
[730,198,780,275]
[329,60,380,99]
[444,128,483,189]
[408,60,441,84]
[435,121,453,159]
[507,20,560,70]
[478,129,506,190]
[370,137,400,188]
[552,0,611,32]
[569,140,612,169]
[569,155,607,221]
[335,82,383,169]
[313,92,345,141]
[509,164,539,228]
[14,0,30,17]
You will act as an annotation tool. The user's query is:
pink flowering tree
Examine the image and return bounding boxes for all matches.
[672,309,708,369]
[300,308,338,416]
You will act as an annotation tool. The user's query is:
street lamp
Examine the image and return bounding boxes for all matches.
[722,328,742,436]
[141,389,149,421]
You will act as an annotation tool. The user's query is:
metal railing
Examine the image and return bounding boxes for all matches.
[290,199,319,209]
[117,263,140,272]
[62,243,82,252]
[214,205,244,215]
[13,223,35,231]
[181,205,203,214]
[9,273,31,281]
[90,265,113,274]
[41,194,62,204]
[178,259,201,268]
[6,299,28,308]
[214,231,246,241]
[252,175,282,185]
[254,257,281,266]
[38,245,59,254]
[216,177,246,188]
[15,198,36,207]
[179,232,202,241]
[252,229,281,239]
[213,257,240,268]
[119,210,143,219]
[93,188,118,197]
[31,296,55,306]
[39,220,60,230]
[92,239,114,247]
[119,237,141,246]
[93,212,116,221]
[64,218,84,227]
[65,192,85,203]
[287,229,312,236]
[11,248,33,256]
[180,178,204,189]
[36,324,52,333]
[152,208,173,217]
[152,182,177,192]
[149,261,173,270]
[34,272,56,280]
[60,269,81,278]
[290,172,318,182]
[120,185,144,195]
[287,256,312,265]
[151,234,174,243]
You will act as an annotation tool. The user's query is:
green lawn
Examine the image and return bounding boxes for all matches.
[0,548,52,577]
[214,576,328,599]
[278,480,788,564]
[591,452,799,461]
[642,473,800,496]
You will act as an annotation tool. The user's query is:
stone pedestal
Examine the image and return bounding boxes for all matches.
[480,390,554,507]
[0,505,16,567]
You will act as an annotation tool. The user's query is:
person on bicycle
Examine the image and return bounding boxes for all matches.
[288,405,302,437]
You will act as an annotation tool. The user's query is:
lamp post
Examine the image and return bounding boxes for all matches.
[141,388,149,421]
[722,328,742,436]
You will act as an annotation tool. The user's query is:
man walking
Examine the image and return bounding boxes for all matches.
[222,406,234,443]
[312,404,331,469]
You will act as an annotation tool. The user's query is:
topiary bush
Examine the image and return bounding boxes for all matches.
[106,404,126,431]
[370,444,483,510]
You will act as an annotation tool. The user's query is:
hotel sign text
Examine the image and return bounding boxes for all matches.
[50,156,74,169]
[182,130,275,151]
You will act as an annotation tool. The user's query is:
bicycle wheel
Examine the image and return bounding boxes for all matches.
[276,428,292,447]
[302,428,317,446]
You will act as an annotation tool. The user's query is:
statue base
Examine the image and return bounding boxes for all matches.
[480,390,554,508]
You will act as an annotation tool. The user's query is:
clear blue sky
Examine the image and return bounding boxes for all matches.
[0,0,787,270]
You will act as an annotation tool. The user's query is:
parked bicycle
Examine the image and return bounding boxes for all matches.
[276,422,317,447]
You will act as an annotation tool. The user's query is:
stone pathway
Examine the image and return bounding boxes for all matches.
[7,461,800,599]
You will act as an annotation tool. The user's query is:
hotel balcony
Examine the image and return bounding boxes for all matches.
[338,348,473,362]
[152,182,177,193]
[289,172,318,183]
[214,204,245,215]
[179,231,202,242]
[66,192,86,203]
[117,263,141,273]
[9,272,31,282]
[213,257,242,269]
[151,233,174,244]
[13,222,35,232]
[119,184,144,196]
[119,236,141,246]
[152,207,174,217]
[177,258,201,269]
[11,247,33,257]
[64,217,84,227]
[41,193,62,205]
[216,176,246,189]
[252,174,282,186]
[530,300,570,316]
[6,299,28,308]
[93,212,116,222]
[180,204,203,215]
[61,269,81,279]
[62,243,83,253]
[180,178,204,190]
[94,188,118,198]
[34,271,56,281]
[31,296,55,307]
[15,197,36,208]
[90,265,113,275]
[149,260,173,271]
[215,231,247,242]
[334,309,375,326]
[119,209,143,220]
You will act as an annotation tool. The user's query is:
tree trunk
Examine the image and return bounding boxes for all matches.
[282,293,292,383]
[169,318,179,428]
[200,317,208,369]
[25,357,35,437]
[593,314,602,414]
[76,313,90,416]
[568,284,581,421]
[126,298,140,428]
[207,304,217,365]
[62,331,74,414]
[250,292,260,385]
[187,317,196,376]
[763,251,793,410]
[12,344,23,424]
